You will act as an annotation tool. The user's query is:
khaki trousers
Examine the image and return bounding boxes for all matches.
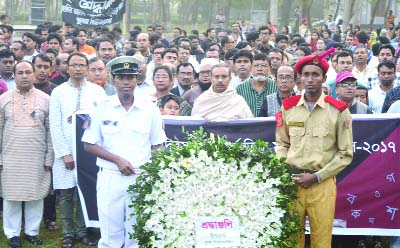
[296,177,336,248]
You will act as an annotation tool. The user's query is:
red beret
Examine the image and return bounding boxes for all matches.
[294,47,336,74]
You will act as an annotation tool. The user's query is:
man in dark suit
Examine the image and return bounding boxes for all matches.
[170,62,195,97]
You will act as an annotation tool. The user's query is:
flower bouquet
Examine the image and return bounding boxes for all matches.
[128,129,300,247]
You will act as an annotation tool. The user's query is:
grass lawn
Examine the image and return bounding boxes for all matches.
[0,224,92,248]
[0,205,99,248]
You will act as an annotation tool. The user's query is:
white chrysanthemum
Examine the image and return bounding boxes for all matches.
[140,152,286,247]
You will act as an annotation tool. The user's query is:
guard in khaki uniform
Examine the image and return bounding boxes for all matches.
[275,51,353,248]
[82,56,166,248]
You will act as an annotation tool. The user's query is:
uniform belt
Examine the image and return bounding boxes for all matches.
[287,166,316,174]
[99,167,139,176]
[99,167,123,175]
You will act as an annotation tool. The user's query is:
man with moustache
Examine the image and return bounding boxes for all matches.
[191,63,253,120]
[236,53,277,116]
[0,61,53,248]
[136,33,151,63]
[0,49,15,89]
[182,58,219,106]
[82,56,166,248]
[259,65,296,117]
[170,62,195,97]
[335,71,372,114]
[88,57,116,96]
[96,38,117,65]
[275,52,353,248]
[32,54,57,95]
[230,50,253,88]
[50,52,105,247]
[50,53,70,86]
[369,61,397,113]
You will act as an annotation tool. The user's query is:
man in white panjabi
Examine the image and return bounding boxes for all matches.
[49,52,105,247]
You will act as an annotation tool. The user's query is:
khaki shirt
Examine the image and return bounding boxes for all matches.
[275,93,353,181]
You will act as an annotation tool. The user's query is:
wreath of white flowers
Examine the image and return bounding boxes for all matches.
[129,130,300,248]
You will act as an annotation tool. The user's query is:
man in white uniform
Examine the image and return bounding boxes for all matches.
[82,56,166,248]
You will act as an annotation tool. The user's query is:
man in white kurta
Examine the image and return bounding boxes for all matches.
[82,56,166,248]
[0,61,53,247]
[49,53,105,247]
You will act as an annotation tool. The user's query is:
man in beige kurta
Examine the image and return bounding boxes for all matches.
[0,61,53,247]
[191,63,253,120]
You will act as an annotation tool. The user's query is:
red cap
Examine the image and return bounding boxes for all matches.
[301,17,308,23]
[294,47,336,74]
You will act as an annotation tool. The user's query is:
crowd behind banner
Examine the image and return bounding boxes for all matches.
[0,7,399,247]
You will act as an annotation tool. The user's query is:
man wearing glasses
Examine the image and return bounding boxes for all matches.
[49,52,105,247]
[183,58,219,106]
[256,26,273,54]
[335,71,372,114]
[236,53,277,116]
[170,62,195,97]
[259,65,296,117]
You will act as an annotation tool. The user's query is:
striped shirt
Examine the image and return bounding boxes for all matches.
[236,78,277,117]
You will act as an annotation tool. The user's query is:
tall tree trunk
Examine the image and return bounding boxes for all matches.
[343,0,352,31]
[5,0,12,18]
[270,0,278,29]
[385,0,392,17]
[165,0,170,26]
[369,0,380,27]
[300,0,313,29]
[191,0,198,25]
[334,0,341,19]
[207,0,214,28]
[225,0,231,25]
[280,0,293,28]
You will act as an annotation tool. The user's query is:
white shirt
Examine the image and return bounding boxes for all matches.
[387,100,400,113]
[145,61,155,84]
[353,66,377,85]
[368,85,388,114]
[135,81,156,100]
[23,50,39,62]
[0,74,15,90]
[49,79,106,189]
[231,76,251,89]
[82,95,166,170]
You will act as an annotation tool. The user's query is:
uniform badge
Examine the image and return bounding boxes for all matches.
[124,63,130,69]
[275,112,283,127]
[313,57,319,65]
[345,118,352,129]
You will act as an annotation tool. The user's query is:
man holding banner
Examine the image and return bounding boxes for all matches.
[82,56,166,248]
[275,51,353,248]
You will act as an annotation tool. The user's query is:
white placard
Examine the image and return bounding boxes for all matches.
[195,216,240,248]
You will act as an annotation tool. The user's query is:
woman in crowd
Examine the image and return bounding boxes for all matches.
[333,26,342,42]
[309,31,320,53]
[152,65,191,116]
[280,26,290,36]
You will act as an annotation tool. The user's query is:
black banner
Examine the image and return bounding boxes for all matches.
[62,0,126,27]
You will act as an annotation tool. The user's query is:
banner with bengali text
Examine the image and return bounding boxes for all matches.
[75,114,400,235]
[62,0,125,27]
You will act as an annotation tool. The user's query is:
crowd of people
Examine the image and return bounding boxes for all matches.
[0,10,398,247]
